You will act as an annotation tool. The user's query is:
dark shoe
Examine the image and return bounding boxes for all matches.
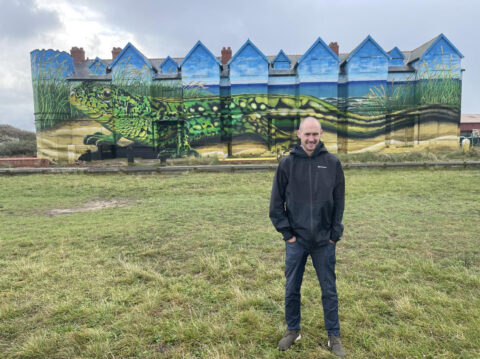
[328,336,346,358]
[278,330,301,351]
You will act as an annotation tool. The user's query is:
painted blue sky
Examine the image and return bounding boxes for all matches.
[0,0,478,131]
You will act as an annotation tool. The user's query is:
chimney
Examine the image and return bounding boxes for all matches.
[329,42,339,56]
[70,47,85,63]
[112,47,122,60]
[221,46,232,64]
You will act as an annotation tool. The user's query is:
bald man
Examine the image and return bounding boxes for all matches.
[269,117,346,357]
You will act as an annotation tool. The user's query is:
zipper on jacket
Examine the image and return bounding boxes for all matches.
[309,157,313,237]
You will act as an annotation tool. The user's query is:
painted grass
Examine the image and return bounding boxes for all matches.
[32,67,85,130]
[0,169,479,358]
[366,55,461,115]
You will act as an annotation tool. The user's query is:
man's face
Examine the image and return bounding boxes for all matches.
[297,118,322,155]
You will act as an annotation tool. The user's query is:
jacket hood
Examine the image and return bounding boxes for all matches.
[290,142,328,158]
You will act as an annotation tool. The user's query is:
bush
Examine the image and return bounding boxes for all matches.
[0,125,36,142]
[0,139,37,157]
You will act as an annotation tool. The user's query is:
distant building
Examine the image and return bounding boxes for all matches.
[30,34,464,162]
[460,114,480,137]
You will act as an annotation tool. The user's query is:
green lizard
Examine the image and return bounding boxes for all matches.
[69,82,459,157]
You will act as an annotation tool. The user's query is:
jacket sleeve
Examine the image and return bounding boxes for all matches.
[331,160,345,242]
[269,159,294,241]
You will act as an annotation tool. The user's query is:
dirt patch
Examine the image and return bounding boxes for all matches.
[48,199,128,216]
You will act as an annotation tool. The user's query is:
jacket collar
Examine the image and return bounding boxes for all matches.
[290,142,328,158]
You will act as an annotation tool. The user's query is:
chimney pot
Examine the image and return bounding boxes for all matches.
[112,47,122,60]
[221,46,232,64]
[70,47,85,63]
[329,42,339,56]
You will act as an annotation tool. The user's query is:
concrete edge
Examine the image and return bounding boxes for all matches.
[0,162,479,175]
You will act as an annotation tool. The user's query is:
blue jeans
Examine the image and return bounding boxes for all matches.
[285,240,340,336]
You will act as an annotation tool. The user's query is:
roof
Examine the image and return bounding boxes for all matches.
[388,47,405,59]
[340,35,390,66]
[269,68,296,76]
[406,33,464,64]
[272,50,291,64]
[107,42,156,72]
[67,51,411,79]
[388,65,415,73]
[297,37,339,65]
[159,56,178,67]
[228,39,269,65]
[68,60,113,80]
[61,37,461,80]
[159,56,178,74]
[179,41,221,67]
[461,114,480,124]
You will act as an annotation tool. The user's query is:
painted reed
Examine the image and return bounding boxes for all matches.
[365,47,461,116]
[31,53,84,130]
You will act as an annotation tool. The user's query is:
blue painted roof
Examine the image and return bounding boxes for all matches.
[159,56,178,73]
[228,39,269,65]
[388,47,405,59]
[88,57,107,73]
[341,35,390,66]
[407,33,464,64]
[179,40,221,68]
[107,42,155,71]
[90,56,102,64]
[30,49,75,79]
[297,37,339,64]
[272,50,291,65]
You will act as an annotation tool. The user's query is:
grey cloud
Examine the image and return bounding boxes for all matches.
[77,0,472,57]
[0,88,35,131]
[0,0,62,41]
[77,0,329,57]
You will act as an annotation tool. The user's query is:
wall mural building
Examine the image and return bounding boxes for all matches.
[30,34,463,162]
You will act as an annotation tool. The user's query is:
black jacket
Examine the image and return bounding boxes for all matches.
[269,143,345,248]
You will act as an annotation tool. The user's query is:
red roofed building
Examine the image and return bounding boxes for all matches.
[460,114,480,137]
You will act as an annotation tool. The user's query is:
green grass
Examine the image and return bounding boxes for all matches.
[0,169,479,358]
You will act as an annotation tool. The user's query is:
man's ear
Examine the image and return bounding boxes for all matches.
[296,130,301,139]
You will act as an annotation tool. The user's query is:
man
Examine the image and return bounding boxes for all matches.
[269,117,346,358]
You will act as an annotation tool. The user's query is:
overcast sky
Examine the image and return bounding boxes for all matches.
[0,0,478,131]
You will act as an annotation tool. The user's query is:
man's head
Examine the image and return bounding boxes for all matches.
[297,117,323,156]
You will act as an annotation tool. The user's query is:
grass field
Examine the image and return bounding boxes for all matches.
[0,169,479,358]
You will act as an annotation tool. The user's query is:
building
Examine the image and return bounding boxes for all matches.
[460,114,480,147]
[30,34,463,162]
[460,114,480,137]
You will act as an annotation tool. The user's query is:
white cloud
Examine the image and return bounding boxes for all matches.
[35,0,136,59]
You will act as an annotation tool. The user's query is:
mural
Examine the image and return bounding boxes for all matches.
[30,34,463,163]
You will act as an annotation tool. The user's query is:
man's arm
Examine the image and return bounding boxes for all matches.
[331,160,345,242]
[269,160,294,241]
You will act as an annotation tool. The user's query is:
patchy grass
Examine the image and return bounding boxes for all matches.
[0,169,479,358]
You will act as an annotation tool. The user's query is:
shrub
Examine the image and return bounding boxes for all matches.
[0,140,37,157]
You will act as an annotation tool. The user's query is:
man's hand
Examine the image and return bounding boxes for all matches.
[329,239,335,244]
[287,236,297,243]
